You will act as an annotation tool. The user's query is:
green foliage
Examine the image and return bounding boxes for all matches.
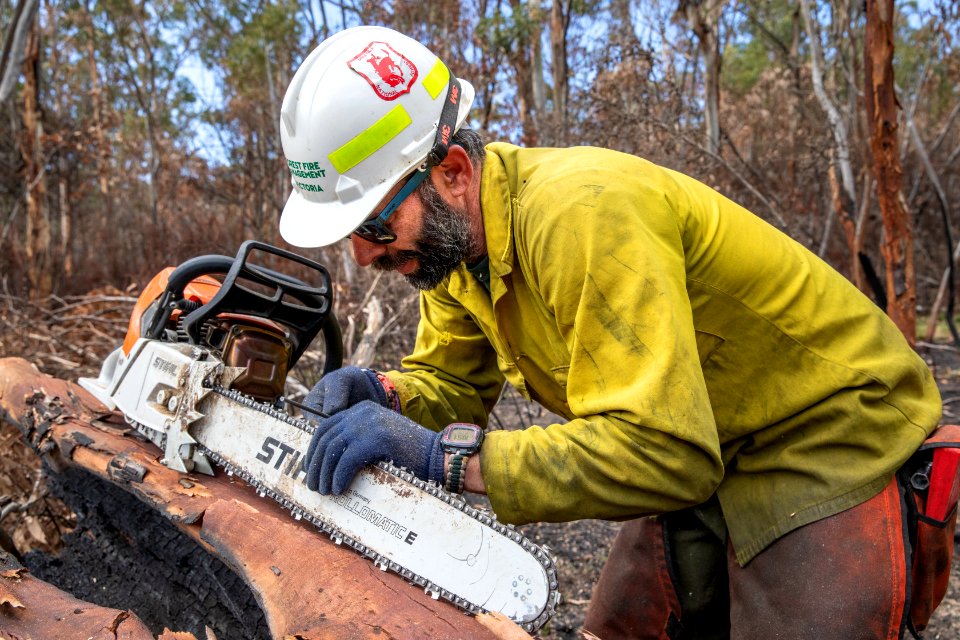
[475,2,541,57]
[723,37,773,97]
[721,0,798,98]
[214,0,304,94]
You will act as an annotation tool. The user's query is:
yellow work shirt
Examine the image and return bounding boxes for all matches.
[386,143,941,564]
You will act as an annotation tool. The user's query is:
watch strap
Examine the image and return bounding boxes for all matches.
[445,452,469,494]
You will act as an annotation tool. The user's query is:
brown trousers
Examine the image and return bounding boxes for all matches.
[583,475,956,640]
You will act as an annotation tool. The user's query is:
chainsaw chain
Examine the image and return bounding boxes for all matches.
[198,385,561,633]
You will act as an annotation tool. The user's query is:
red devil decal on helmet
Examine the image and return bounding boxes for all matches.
[348,42,418,101]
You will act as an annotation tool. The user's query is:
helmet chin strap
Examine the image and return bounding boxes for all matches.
[427,77,463,166]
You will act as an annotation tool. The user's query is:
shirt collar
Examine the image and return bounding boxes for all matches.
[478,144,516,280]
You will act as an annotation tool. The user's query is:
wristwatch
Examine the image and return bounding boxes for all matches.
[440,423,484,494]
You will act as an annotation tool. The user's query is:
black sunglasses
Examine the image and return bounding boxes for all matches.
[350,77,464,245]
[352,166,431,244]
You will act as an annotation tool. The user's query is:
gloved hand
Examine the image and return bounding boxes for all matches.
[303,366,388,421]
[305,400,444,495]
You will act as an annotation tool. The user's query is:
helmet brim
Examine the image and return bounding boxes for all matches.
[279,177,395,248]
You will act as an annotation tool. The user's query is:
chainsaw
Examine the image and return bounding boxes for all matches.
[78,240,560,632]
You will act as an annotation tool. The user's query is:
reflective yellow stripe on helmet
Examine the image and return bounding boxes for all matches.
[328,104,413,174]
[422,59,450,100]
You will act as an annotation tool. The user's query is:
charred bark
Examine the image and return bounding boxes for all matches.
[27,468,270,638]
[0,547,163,639]
[19,20,53,299]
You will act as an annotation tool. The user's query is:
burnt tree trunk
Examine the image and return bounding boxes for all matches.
[864,0,916,343]
[681,0,725,155]
[20,20,52,299]
[549,0,570,146]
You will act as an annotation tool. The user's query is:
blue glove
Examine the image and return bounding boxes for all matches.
[305,400,445,495]
[303,366,387,421]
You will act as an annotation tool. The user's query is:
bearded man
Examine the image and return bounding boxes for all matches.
[279,26,952,639]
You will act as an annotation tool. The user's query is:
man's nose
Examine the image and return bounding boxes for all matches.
[350,234,388,267]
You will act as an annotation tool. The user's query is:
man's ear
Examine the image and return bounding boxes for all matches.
[432,145,473,200]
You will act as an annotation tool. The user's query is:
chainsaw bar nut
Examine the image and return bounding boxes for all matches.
[155,389,179,411]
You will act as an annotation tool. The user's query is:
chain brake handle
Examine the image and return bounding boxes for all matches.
[144,240,343,375]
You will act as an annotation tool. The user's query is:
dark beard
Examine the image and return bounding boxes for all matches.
[372,179,477,290]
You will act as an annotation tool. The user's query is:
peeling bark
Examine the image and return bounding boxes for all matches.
[829,154,862,289]
[864,0,916,342]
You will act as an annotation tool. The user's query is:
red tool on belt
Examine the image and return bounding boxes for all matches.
[926,447,960,521]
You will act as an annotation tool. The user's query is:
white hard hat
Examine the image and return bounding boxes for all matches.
[278,26,475,248]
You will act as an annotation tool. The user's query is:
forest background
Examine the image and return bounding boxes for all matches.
[1,0,959,366]
[1,1,960,636]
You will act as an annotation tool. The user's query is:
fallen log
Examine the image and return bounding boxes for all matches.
[0,357,530,639]
[0,547,168,640]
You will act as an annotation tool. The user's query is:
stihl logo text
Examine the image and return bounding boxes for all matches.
[151,356,177,377]
[255,436,307,481]
[253,436,418,545]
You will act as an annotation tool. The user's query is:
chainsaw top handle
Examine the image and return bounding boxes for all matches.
[144,240,343,375]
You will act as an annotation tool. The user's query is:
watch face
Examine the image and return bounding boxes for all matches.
[447,426,478,444]
[441,423,482,451]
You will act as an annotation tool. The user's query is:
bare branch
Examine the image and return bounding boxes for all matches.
[0,469,44,524]
[649,119,787,228]
[798,0,858,213]
[0,0,39,102]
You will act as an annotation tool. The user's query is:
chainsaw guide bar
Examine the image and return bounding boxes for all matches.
[81,340,561,631]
